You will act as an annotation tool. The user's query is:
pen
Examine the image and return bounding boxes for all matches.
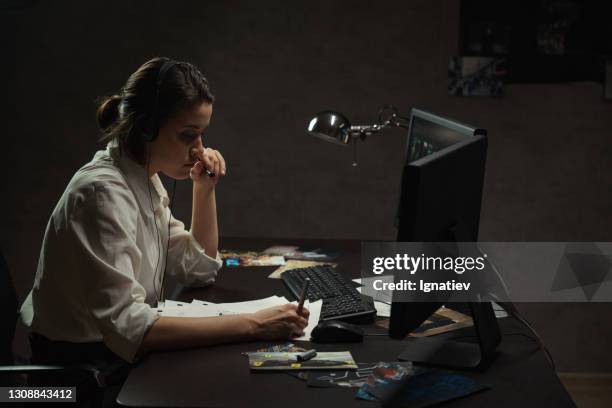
[204,169,216,177]
[296,278,310,316]
[296,349,317,362]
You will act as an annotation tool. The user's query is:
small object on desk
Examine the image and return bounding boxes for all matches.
[296,349,317,362]
[306,362,379,388]
[261,245,300,257]
[245,255,285,266]
[248,351,357,370]
[300,251,329,259]
[289,247,339,261]
[311,320,364,343]
[226,258,240,267]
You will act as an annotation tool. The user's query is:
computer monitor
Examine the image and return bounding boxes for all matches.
[389,108,500,369]
[396,108,487,242]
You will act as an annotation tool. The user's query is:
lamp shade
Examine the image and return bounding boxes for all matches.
[306,111,351,145]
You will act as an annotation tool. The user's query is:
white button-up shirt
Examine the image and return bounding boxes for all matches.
[20,141,223,362]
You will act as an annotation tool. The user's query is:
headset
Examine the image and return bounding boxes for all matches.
[142,59,178,142]
[144,59,179,304]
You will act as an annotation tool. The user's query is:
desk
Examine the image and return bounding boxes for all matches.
[117,238,576,407]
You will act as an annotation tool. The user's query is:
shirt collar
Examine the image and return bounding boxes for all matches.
[106,140,170,216]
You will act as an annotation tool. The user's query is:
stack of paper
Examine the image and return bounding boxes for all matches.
[157,296,322,341]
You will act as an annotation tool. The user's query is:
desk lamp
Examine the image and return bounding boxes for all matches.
[306,106,411,164]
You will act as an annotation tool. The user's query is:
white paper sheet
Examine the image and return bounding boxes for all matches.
[157,296,321,339]
[159,296,291,317]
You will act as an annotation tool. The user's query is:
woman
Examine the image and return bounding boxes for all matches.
[20,57,309,371]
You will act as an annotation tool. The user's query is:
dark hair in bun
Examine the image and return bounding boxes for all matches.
[96,57,215,163]
[96,94,122,131]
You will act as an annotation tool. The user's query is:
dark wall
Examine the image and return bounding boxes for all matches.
[2,0,611,371]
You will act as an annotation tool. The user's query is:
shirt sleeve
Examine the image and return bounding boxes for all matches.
[164,211,223,287]
[67,178,160,363]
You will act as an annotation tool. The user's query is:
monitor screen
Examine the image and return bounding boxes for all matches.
[405,109,481,163]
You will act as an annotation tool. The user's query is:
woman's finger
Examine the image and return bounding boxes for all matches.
[190,161,204,181]
[214,150,226,175]
[212,152,221,176]
[298,307,310,319]
[291,330,305,338]
[285,312,309,328]
[289,323,303,337]
[202,148,215,171]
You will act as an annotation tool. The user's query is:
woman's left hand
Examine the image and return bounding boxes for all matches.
[189,148,226,185]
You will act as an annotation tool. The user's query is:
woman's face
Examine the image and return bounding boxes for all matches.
[148,102,213,179]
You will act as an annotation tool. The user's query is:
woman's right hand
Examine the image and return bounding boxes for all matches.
[248,304,310,339]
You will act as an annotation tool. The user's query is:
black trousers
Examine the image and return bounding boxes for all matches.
[28,333,130,408]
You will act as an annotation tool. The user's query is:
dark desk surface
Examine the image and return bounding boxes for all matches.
[117,238,576,407]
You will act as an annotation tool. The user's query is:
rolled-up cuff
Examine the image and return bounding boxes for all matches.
[176,233,222,287]
[102,303,160,363]
[188,233,223,268]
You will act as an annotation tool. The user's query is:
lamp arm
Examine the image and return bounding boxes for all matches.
[378,105,411,129]
[348,123,385,140]
[386,113,411,129]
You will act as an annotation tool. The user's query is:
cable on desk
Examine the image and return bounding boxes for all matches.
[496,302,556,371]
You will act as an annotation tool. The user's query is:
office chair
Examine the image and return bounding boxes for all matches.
[0,247,106,407]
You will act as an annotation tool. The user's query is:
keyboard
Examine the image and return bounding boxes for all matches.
[281,265,376,324]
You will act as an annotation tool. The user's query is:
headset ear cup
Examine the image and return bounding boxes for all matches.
[142,116,157,142]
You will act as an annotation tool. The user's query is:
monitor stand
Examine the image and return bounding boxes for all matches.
[397,302,501,369]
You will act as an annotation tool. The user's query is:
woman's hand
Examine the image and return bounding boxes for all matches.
[189,147,226,185]
[248,304,310,339]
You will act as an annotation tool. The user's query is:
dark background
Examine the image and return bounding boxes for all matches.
[1,0,611,372]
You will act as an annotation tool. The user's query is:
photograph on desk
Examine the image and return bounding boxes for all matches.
[220,249,286,267]
[220,245,337,268]
[3,1,612,407]
[262,245,340,261]
[247,351,357,370]
[355,362,490,406]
